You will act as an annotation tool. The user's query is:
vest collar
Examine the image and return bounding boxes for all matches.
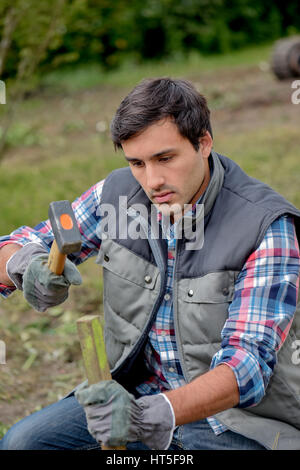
[201,150,224,216]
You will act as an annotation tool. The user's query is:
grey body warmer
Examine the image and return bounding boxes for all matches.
[96,151,300,450]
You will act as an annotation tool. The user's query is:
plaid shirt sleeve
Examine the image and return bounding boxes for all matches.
[0,180,105,298]
[210,215,300,408]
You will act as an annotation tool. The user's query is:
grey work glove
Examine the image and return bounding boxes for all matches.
[75,380,176,450]
[6,242,82,312]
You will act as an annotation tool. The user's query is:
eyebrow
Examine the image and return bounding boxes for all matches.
[124,148,176,162]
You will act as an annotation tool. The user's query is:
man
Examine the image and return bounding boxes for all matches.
[0,78,299,450]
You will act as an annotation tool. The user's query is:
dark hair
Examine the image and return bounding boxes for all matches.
[110,77,212,151]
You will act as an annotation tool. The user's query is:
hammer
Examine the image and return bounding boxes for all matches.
[48,200,82,275]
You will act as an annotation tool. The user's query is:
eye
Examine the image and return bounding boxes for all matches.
[130,160,144,168]
[159,156,172,163]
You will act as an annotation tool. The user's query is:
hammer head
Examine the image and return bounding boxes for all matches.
[48,200,82,255]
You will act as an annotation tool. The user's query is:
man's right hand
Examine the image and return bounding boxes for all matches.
[6,243,82,312]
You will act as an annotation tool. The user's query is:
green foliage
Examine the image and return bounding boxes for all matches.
[1,123,46,148]
[0,0,66,82]
[0,0,300,79]
[0,422,9,439]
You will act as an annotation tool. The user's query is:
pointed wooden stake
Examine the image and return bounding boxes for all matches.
[76,314,126,450]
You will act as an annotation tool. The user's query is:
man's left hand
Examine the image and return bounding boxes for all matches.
[75,380,175,449]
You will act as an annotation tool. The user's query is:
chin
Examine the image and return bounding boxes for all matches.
[159,201,183,217]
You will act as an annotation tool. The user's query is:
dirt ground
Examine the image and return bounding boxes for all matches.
[0,60,299,437]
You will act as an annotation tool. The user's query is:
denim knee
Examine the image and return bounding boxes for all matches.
[0,417,39,450]
[0,395,101,450]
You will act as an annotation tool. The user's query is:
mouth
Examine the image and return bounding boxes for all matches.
[153,191,174,203]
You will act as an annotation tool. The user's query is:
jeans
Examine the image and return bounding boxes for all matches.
[0,393,265,450]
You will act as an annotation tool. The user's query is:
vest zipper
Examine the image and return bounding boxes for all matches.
[172,238,190,383]
[111,211,167,376]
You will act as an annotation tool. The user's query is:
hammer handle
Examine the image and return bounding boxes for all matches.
[76,314,126,451]
[48,239,67,275]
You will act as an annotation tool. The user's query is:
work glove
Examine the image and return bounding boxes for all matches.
[6,242,82,312]
[75,380,176,450]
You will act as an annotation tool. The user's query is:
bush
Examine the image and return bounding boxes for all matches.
[0,0,300,78]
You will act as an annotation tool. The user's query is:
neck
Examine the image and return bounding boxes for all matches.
[189,159,211,207]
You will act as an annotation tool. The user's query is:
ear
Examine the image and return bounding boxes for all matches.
[199,131,213,159]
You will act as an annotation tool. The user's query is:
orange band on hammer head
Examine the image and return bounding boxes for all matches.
[60,213,74,230]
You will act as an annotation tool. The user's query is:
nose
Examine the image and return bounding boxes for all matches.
[145,164,165,191]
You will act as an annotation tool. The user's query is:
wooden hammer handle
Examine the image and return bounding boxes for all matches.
[48,239,66,275]
[76,314,126,451]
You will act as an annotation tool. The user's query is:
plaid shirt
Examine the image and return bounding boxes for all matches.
[1,179,299,435]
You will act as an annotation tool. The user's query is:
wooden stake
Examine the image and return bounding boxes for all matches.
[76,314,126,450]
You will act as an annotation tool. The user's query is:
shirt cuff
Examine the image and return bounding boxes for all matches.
[0,242,23,297]
[210,347,267,408]
[0,284,16,298]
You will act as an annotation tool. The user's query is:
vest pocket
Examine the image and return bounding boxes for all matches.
[181,271,237,304]
[177,271,238,374]
[96,238,159,291]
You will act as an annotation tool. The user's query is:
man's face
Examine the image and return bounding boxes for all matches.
[121,118,213,219]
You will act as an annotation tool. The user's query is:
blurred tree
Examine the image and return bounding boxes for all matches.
[0,0,66,159]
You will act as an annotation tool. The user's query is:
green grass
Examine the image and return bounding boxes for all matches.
[215,125,300,208]
[0,422,9,439]
[41,43,273,91]
[0,148,126,234]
